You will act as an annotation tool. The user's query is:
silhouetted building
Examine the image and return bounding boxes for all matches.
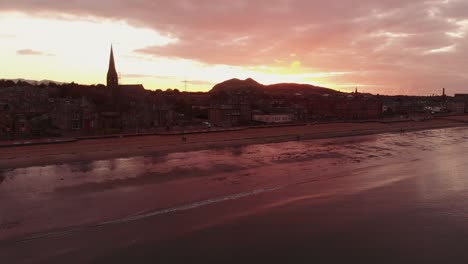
[107,45,119,108]
[0,102,13,138]
[454,94,468,113]
[308,95,382,120]
[447,101,465,114]
[209,103,251,126]
[101,46,148,131]
[253,114,294,124]
[51,97,97,132]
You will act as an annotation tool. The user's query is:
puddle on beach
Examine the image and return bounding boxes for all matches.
[0,127,467,196]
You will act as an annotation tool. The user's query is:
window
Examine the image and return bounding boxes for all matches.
[72,111,81,121]
[72,120,81,130]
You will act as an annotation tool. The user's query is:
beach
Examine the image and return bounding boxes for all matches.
[2,125,468,263]
[1,116,468,169]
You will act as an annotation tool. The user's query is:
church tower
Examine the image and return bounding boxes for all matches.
[107,45,119,106]
[107,45,118,88]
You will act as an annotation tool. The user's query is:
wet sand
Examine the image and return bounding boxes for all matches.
[2,127,468,263]
[1,116,467,169]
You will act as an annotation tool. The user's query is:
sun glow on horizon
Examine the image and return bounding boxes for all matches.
[1,11,370,93]
[0,12,178,85]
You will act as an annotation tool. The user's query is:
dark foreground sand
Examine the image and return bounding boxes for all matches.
[2,122,468,263]
[1,116,467,169]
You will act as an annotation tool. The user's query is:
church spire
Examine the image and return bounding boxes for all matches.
[107,45,118,88]
[107,45,120,109]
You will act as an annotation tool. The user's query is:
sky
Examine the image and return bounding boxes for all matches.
[0,0,467,95]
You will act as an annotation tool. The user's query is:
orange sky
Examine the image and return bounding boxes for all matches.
[1,1,468,95]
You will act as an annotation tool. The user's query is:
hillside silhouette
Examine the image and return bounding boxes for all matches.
[210,78,341,95]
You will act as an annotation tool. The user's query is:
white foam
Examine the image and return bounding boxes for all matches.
[99,186,283,226]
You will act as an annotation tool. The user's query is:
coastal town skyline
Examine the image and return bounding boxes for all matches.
[2,1,468,95]
[4,2,468,263]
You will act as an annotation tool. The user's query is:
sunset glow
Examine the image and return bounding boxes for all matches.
[1,1,468,94]
[4,3,468,262]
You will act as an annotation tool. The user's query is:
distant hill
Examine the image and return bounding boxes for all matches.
[210,78,263,94]
[210,78,341,95]
[265,83,341,95]
[0,78,65,85]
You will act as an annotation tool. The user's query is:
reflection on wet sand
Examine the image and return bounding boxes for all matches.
[1,127,467,196]
[3,127,468,263]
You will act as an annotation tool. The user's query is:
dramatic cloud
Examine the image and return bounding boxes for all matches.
[1,0,468,94]
[16,49,53,56]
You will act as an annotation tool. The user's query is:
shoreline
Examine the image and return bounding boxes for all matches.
[1,116,467,169]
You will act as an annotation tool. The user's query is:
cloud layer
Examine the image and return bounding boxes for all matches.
[16,49,53,56]
[2,0,468,94]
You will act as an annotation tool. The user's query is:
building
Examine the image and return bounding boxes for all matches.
[120,84,146,99]
[209,105,240,126]
[107,45,120,108]
[454,94,468,113]
[308,95,382,120]
[209,103,251,126]
[106,45,146,105]
[102,45,147,131]
[253,114,294,124]
[50,97,97,132]
[447,101,465,114]
[0,102,13,138]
